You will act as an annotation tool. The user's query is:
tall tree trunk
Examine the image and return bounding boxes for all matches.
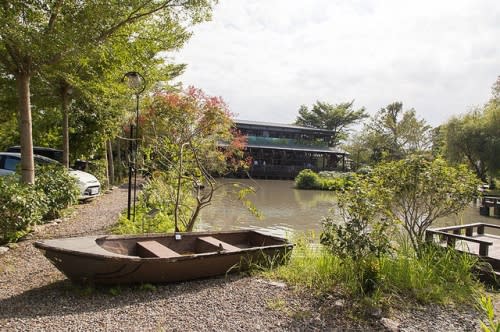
[107,139,114,185]
[61,82,71,168]
[104,143,110,189]
[16,72,34,184]
[116,138,122,180]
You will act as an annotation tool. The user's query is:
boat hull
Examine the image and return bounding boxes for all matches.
[34,230,293,284]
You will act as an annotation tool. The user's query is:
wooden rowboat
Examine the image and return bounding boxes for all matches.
[34,230,293,284]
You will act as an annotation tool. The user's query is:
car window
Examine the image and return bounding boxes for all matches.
[4,157,20,171]
[34,156,58,165]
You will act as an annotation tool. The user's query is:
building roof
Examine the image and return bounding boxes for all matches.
[234,119,335,135]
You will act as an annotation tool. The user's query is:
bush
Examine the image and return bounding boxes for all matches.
[86,159,109,191]
[295,169,353,191]
[0,175,47,244]
[35,165,80,220]
[113,205,175,234]
[113,176,177,234]
[355,166,372,175]
[295,169,320,189]
[321,216,392,295]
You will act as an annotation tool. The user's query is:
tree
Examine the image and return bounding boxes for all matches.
[442,76,500,181]
[48,18,191,168]
[335,156,479,253]
[0,0,216,183]
[294,101,368,146]
[362,102,432,161]
[443,111,490,181]
[140,87,252,232]
[0,75,18,150]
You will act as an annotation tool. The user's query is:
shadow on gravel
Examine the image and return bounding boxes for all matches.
[0,275,241,320]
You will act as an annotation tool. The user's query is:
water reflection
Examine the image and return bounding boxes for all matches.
[198,179,499,238]
[198,179,337,237]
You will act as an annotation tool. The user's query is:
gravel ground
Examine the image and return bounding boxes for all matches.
[0,186,485,331]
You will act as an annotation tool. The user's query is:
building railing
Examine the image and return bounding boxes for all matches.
[246,136,329,148]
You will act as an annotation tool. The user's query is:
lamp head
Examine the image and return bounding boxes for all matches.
[122,71,146,94]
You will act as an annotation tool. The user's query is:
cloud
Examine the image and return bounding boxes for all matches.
[174,0,500,127]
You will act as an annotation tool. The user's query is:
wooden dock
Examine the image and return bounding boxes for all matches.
[425,223,500,282]
[479,196,500,217]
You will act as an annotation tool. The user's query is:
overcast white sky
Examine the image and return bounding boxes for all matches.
[174,0,500,127]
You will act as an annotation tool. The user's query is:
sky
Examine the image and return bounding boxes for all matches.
[173,0,500,127]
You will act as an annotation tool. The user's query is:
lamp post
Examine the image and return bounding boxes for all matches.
[122,72,146,222]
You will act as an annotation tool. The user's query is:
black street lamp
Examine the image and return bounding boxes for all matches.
[122,71,146,222]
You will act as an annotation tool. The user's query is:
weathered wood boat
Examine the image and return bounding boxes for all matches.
[34,230,293,284]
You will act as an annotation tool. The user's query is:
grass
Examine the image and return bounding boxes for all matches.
[478,294,500,332]
[262,236,340,294]
[377,245,482,304]
[266,298,290,315]
[263,233,485,306]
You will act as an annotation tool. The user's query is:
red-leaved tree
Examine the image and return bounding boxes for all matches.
[140,87,253,232]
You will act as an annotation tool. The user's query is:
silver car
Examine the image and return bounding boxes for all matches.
[0,152,101,200]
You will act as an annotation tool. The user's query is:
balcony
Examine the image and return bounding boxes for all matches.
[246,136,328,149]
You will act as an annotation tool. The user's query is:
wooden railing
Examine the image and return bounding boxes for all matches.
[425,223,500,257]
[482,196,500,208]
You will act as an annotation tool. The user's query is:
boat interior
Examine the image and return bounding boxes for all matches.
[96,231,286,258]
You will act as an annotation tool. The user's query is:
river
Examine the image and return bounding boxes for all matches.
[198,179,499,237]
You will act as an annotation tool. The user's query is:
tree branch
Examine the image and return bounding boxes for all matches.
[47,0,64,33]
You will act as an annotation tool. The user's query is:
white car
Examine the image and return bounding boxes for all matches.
[0,152,101,200]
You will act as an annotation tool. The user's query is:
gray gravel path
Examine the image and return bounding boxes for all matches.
[0,186,483,331]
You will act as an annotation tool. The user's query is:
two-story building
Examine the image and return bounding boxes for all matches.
[234,120,349,179]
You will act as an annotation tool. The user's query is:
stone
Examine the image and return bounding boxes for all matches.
[369,307,383,318]
[0,246,9,255]
[255,279,287,288]
[6,242,18,249]
[334,300,345,307]
[380,317,400,332]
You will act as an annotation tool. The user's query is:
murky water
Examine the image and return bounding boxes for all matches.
[198,179,499,237]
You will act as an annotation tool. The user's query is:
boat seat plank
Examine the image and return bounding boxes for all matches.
[136,240,181,258]
[197,236,240,252]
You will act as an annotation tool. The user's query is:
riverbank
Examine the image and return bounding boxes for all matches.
[0,186,488,331]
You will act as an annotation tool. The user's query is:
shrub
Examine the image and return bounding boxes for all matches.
[295,169,320,189]
[113,205,175,234]
[358,156,479,253]
[0,175,47,244]
[295,169,353,191]
[355,166,372,175]
[35,165,80,220]
[321,216,392,295]
[86,159,109,191]
[113,176,177,234]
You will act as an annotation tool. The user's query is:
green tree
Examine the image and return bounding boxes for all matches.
[443,76,500,181]
[362,102,432,161]
[0,75,18,150]
[334,156,478,253]
[294,101,368,146]
[48,18,191,168]
[0,0,216,183]
[443,111,490,181]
